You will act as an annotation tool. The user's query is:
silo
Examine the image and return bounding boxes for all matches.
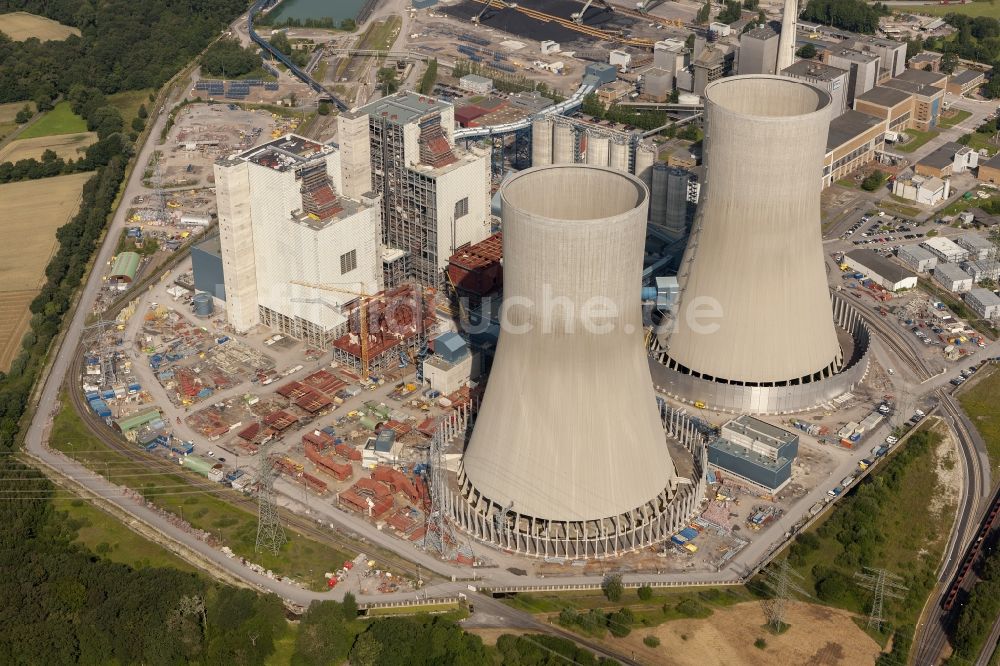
[552,120,576,164]
[531,117,553,167]
[609,136,629,172]
[634,140,656,191]
[665,75,841,387]
[586,131,610,166]
[459,164,679,556]
[649,163,669,230]
[193,292,214,317]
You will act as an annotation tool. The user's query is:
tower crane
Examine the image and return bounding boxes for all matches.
[636,0,667,14]
[571,0,613,24]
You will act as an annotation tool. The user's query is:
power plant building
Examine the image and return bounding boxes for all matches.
[739,25,779,75]
[453,165,704,559]
[823,110,886,188]
[781,60,849,118]
[337,92,492,289]
[708,415,799,491]
[654,76,871,413]
[214,134,382,345]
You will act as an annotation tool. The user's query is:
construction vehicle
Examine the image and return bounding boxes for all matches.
[571,0,613,24]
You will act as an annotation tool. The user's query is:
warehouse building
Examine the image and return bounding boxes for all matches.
[897,244,938,273]
[109,251,140,289]
[923,236,970,263]
[956,233,997,261]
[964,287,1000,319]
[708,415,799,492]
[846,249,918,291]
[933,262,975,293]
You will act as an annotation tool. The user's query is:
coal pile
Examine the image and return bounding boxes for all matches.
[440,0,636,45]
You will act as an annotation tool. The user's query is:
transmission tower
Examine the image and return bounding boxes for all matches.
[255,440,285,555]
[423,424,458,558]
[855,567,908,632]
[761,559,810,631]
[152,151,168,224]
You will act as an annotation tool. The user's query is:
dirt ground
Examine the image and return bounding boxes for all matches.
[0,132,97,162]
[0,11,79,40]
[0,101,33,124]
[0,172,92,370]
[614,601,882,666]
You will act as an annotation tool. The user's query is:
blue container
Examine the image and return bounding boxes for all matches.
[101,389,116,400]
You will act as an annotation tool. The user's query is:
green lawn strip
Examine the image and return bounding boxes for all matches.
[917,3,1000,18]
[19,101,87,138]
[778,425,951,651]
[107,89,153,125]
[960,131,1000,156]
[958,364,1000,479]
[58,497,197,572]
[51,391,349,590]
[264,622,297,666]
[367,602,463,616]
[938,109,972,129]
[896,128,940,154]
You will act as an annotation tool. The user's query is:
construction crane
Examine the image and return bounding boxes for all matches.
[636,0,667,14]
[572,0,613,24]
[472,0,513,23]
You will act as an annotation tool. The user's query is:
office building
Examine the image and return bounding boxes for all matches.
[823,110,886,187]
[964,287,1000,319]
[933,263,974,293]
[956,233,997,261]
[898,244,938,273]
[337,92,491,289]
[882,68,946,130]
[708,415,799,491]
[923,236,970,263]
[948,69,985,96]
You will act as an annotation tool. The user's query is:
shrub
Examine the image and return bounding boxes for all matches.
[602,573,623,602]
[643,635,661,648]
[755,637,767,649]
[637,585,653,601]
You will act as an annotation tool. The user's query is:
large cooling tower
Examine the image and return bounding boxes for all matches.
[461,165,678,527]
[666,76,841,386]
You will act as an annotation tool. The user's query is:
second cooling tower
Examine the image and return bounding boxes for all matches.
[665,76,842,389]
[460,165,680,543]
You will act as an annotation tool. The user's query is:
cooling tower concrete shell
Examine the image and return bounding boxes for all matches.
[666,76,841,386]
[531,117,553,166]
[460,165,678,526]
[552,121,576,164]
[634,141,656,189]
[586,131,610,166]
[609,136,629,172]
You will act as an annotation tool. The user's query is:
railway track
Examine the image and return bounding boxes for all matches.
[66,350,433,584]
[848,298,933,381]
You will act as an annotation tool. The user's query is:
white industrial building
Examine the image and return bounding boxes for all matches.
[892,172,949,206]
[337,91,492,289]
[422,332,478,395]
[956,233,996,261]
[458,74,493,94]
[897,244,938,273]
[964,287,1000,319]
[214,134,382,344]
[964,258,1000,284]
[923,236,970,263]
[846,249,918,291]
[933,262,974,293]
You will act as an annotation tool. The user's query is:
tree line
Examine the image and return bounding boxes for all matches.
[800,0,890,35]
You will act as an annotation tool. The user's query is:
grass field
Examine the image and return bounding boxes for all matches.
[913,2,1000,18]
[959,364,1000,481]
[939,109,973,129]
[0,131,96,162]
[897,128,941,154]
[108,89,152,126]
[20,101,87,139]
[0,172,92,371]
[59,498,197,572]
[51,392,351,590]
[0,11,80,40]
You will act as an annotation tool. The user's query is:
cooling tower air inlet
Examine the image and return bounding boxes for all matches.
[452,165,704,559]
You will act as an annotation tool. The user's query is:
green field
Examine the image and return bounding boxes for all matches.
[19,101,87,138]
[912,2,1000,18]
[108,89,153,125]
[939,109,973,129]
[780,424,951,646]
[59,498,197,572]
[264,623,297,666]
[959,364,1000,481]
[961,130,1000,156]
[51,392,351,590]
[897,128,941,154]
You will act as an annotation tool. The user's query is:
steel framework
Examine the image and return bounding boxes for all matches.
[255,440,286,555]
[855,567,907,631]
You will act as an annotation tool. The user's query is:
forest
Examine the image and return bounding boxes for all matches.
[799,0,890,35]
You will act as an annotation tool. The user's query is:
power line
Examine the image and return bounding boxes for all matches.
[761,559,809,632]
[854,567,907,632]
[255,439,285,555]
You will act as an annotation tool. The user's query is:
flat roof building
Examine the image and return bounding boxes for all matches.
[915,142,961,178]
[948,69,985,96]
[823,110,886,188]
[892,172,950,206]
[459,73,493,94]
[883,69,947,131]
[965,287,1000,319]
[854,85,912,134]
[739,25,779,75]
[708,415,799,491]
[897,244,938,273]
[964,258,1000,284]
[846,249,918,291]
[923,236,970,263]
[979,153,1000,185]
[909,52,942,72]
[782,59,849,117]
[827,48,879,106]
[956,233,997,261]
[933,262,975,293]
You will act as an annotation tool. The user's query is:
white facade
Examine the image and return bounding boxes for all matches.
[953,146,980,174]
[897,244,938,273]
[214,135,382,342]
[956,233,996,261]
[609,49,631,69]
[965,287,1000,319]
[459,74,493,94]
[933,263,974,293]
[922,236,970,263]
[892,174,949,206]
[423,353,473,395]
